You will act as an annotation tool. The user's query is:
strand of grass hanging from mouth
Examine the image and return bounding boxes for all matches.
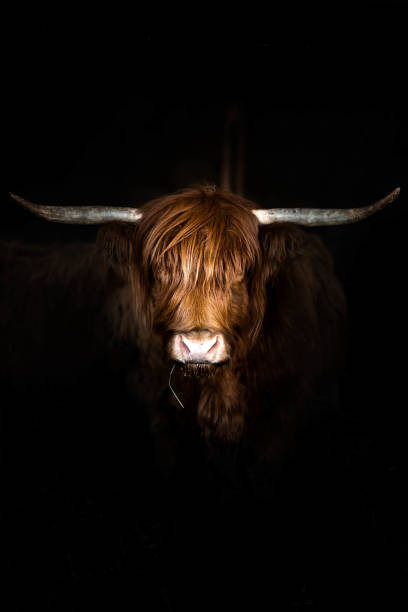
[169,364,185,409]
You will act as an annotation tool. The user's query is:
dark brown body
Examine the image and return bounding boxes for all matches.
[1,186,347,470]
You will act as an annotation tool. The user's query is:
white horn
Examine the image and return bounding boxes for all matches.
[10,194,143,224]
[252,188,400,226]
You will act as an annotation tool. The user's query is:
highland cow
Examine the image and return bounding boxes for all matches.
[2,185,399,468]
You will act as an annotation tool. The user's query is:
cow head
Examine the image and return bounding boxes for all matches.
[134,186,264,371]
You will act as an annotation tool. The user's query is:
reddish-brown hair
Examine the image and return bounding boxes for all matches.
[138,185,262,338]
[98,185,346,445]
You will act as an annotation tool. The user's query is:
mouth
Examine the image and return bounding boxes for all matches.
[171,360,228,378]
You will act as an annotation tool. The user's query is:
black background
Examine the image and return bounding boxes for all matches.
[3,4,408,610]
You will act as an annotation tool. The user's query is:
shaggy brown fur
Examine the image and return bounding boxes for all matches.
[97,185,347,443]
[0,185,346,454]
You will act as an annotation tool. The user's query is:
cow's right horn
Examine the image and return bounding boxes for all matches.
[10,194,143,224]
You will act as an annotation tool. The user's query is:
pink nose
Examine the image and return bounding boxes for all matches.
[180,334,218,362]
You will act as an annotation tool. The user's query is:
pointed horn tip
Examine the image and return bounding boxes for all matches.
[9,193,33,209]
[389,187,401,200]
[378,187,401,208]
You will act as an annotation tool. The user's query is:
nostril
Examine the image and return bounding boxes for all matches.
[208,337,218,353]
[180,338,192,355]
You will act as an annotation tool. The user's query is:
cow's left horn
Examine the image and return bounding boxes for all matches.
[9,194,143,224]
[252,188,400,226]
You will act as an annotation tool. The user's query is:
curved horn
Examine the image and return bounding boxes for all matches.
[252,188,400,226]
[9,194,143,224]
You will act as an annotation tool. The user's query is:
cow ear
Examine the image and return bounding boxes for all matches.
[258,224,300,283]
[96,223,139,271]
